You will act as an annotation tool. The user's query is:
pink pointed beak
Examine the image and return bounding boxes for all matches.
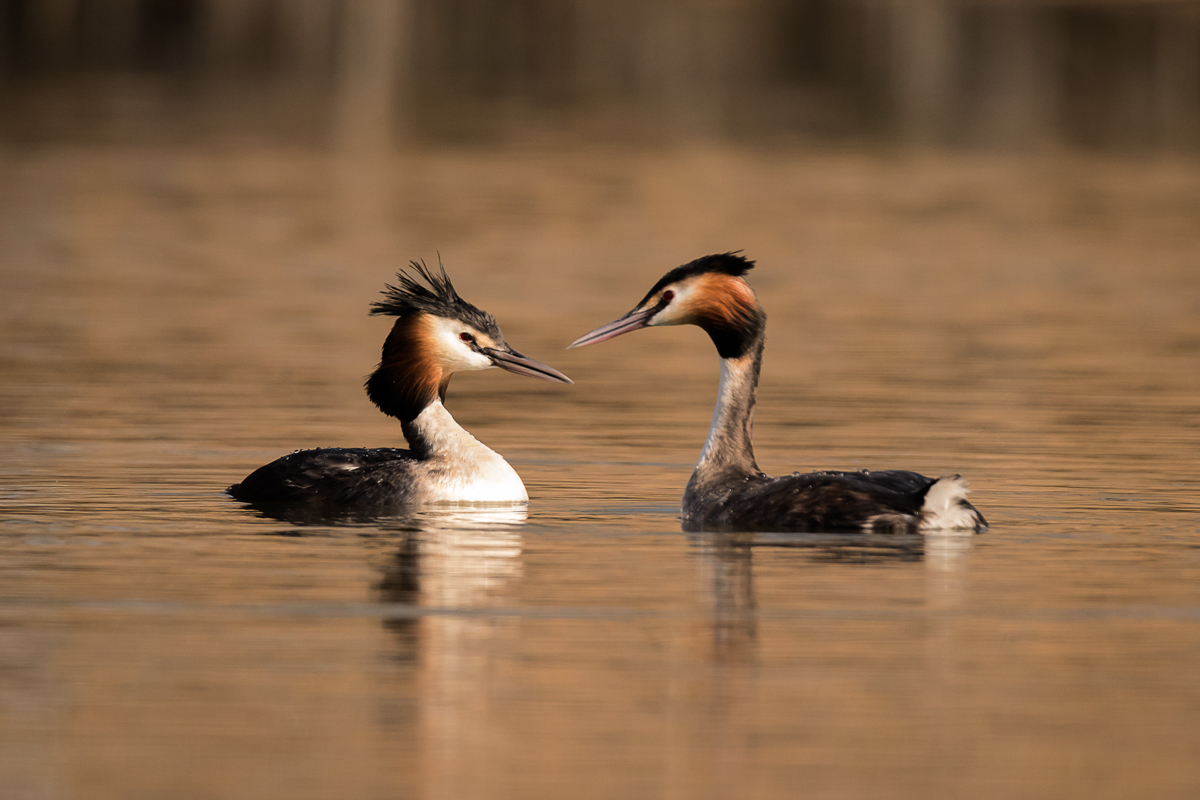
[567,307,655,349]
[484,346,573,384]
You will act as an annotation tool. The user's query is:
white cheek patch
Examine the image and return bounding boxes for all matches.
[427,317,495,372]
[648,278,702,327]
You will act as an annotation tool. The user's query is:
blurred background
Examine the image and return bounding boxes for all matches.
[3,4,1200,800]
[1,0,1198,150]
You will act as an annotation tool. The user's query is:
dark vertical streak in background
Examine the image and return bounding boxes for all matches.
[0,0,1196,149]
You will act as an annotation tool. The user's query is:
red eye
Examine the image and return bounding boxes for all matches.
[459,332,475,343]
[662,290,675,303]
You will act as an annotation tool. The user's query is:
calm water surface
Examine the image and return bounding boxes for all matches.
[2,128,1200,799]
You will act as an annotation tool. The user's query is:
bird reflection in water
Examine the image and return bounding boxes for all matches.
[923,530,975,610]
[690,530,976,664]
[376,507,527,794]
[245,499,528,778]
[377,534,422,663]
[242,501,526,653]
[375,507,527,667]
[690,532,758,666]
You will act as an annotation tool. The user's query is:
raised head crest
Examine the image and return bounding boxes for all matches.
[371,260,501,340]
[365,259,570,423]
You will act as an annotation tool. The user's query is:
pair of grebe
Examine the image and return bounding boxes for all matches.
[230,255,986,533]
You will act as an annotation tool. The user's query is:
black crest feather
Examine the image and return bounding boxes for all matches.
[640,252,755,305]
[365,259,505,423]
[370,260,501,338]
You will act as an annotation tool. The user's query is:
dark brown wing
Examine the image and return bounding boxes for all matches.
[228,447,419,505]
[685,469,938,533]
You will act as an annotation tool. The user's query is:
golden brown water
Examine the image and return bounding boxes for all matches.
[3,125,1200,798]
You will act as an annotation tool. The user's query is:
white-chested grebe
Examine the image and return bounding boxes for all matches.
[228,261,571,505]
[569,253,987,534]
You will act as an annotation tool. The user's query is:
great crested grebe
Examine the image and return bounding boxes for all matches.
[569,253,987,534]
[228,261,571,505]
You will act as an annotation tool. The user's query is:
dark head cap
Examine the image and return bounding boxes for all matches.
[366,260,571,423]
[371,260,504,344]
[569,252,764,359]
[636,252,755,309]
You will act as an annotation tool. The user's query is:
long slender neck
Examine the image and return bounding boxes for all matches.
[366,313,449,425]
[694,325,765,479]
[401,399,495,461]
[366,317,500,465]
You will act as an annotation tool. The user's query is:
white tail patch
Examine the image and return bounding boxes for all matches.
[919,475,979,530]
